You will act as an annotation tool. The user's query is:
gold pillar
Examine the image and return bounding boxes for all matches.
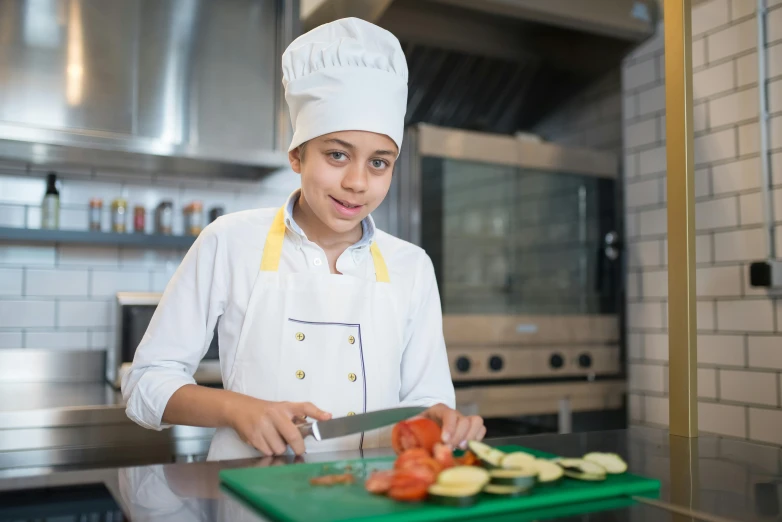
[664,0,698,437]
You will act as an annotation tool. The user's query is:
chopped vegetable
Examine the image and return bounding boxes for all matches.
[454,450,478,467]
[365,470,395,494]
[553,458,607,481]
[437,466,491,489]
[531,459,564,483]
[388,470,431,502]
[488,468,537,488]
[501,451,536,469]
[483,484,532,497]
[427,483,482,507]
[467,441,505,468]
[433,442,455,469]
[392,418,442,455]
[583,452,628,474]
[309,473,356,486]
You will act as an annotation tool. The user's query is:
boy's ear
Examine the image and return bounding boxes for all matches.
[289,146,303,174]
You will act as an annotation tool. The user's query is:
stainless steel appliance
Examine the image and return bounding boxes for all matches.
[381,124,624,430]
[107,292,221,388]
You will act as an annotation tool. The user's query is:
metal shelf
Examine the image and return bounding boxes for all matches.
[0,227,195,249]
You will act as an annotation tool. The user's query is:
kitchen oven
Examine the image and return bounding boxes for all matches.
[107,292,221,388]
[381,124,625,433]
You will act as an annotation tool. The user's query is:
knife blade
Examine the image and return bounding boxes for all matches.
[297,406,427,441]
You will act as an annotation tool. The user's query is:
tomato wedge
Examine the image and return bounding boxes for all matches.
[394,448,431,470]
[391,418,442,455]
[388,470,430,502]
[364,470,395,494]
[433,443,455,470]
[454,450,478,467]
[395,456,441,484]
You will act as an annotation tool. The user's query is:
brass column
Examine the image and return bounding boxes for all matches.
[664,0,698,437]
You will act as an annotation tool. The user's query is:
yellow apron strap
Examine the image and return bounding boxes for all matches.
[260,206,390,282]
[260,208,286,272]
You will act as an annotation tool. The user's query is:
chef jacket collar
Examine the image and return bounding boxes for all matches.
[283,189,375,250]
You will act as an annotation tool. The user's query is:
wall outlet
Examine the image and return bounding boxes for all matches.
[749,260,782,288]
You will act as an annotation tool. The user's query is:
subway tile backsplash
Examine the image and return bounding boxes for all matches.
[0,162,301,350]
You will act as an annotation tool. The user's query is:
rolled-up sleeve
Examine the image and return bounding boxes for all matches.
[398,254,456,409]
[121,223,227,430]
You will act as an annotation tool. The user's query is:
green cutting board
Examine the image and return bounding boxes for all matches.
[219,445,660,522]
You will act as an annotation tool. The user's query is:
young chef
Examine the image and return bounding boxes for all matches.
[122,17,485,461]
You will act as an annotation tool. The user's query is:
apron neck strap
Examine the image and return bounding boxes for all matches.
[260,207,390,283]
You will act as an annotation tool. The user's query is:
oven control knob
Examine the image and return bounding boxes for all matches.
[455,357,471,373]
[489,355,504,372]
[549,353,564,369]
[578,353,593,368]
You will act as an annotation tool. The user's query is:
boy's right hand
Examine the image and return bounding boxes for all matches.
[227,395,331,456]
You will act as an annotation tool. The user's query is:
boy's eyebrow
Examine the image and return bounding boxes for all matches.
[374,149,396,157]
[323,138,396,157]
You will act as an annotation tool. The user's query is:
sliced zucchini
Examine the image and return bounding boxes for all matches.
[500,451,536,469]
[467,441,505,468]
[437,466,491,488]
[553,458,607,481]
[488,468,537,488]
[483,484,532,497]
[532,459,564,484]
[427,484,482,507]
[583,452,628,474]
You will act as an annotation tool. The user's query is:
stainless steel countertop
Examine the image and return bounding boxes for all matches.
[0,382,123,412]
[3,427,778,522]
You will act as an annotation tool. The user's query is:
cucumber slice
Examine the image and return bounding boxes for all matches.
[483,484,532,497]
[427,484,482,507]
[500,452,536,469]
[467,441,505,468]
[532,459,564,483]
[553,458,607,481]
[488,468,537,488]
[583,452,628,474]
[437,466,491,488]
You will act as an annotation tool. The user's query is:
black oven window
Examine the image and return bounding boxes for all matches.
[122,305,219,363]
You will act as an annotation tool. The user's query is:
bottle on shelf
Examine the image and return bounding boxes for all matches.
[41,172,60,230]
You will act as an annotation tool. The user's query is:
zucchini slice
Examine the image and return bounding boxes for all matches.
[467,441,505,468]
[427,484,482,507]
[437,466,491,488]
[488,468,537,488]
[554,458,607,481]
[483,484,531,497]
[532,459,564,484]
[583,452,628,474]
[500,451,536,469]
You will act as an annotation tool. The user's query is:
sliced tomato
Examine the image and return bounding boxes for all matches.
[391,418,442,455]
[388,470,430,502]
[364,470,395,494]
[394,448,431,470]
[395,457,441,483]
[433,443,455,470]
[454,450,478,467]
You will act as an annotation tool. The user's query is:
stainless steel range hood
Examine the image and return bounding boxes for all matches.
[0,0,298,179]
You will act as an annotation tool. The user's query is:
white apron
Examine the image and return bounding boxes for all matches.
[207,208,406,461]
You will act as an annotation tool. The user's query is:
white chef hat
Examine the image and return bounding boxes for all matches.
[282,17,408,153]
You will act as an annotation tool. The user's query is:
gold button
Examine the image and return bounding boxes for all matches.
[348,335,355,345]
[347,411,356,416]
[348,372,357,382]
[295,332,305,341]
[295,370,305,379]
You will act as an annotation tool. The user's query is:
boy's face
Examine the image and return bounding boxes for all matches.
[289,130,398,235]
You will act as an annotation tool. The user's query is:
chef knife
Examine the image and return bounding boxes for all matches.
[296,406,427,441]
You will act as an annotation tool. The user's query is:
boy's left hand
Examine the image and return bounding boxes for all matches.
[422,403,486,450]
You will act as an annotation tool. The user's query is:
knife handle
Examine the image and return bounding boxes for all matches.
[297,422,315,440]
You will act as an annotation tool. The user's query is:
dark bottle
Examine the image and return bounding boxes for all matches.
[41,172,60,229]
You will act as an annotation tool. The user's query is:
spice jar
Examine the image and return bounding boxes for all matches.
[111,198,127,233]
[183,201,204,236]
[155,201,174,235]
[133,206,146,233]
[89,198,102,231]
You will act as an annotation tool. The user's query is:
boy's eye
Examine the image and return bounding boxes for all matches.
[330,152,346,161]
[371,159,387,169]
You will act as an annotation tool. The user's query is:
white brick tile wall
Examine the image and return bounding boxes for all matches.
[699,300,717,330]
[774,152,782,185]
[693,62,736,99]
[748,336,782,369]
[694,102,709,133]
[698,368,718,398]
[58,300,111,328]
[645,332,669,361]
[717,299,775,332]
[768,78,782,114]
[625,118,659,149]
[644,395,669,426]
[638,85,665,116]
[58,246,119,267]
[709,87,759,128]
[695,167,711,197]
[91,270,149,297]
[629,363,665,392]
[628,332,643,359]
[693,37,707,68]
[626,212,638,238]
[736,52,758,87]
[623,56,658,91]
[707,19,757,62]
[696,197,739,229]
[768,5,782,42]
[0,176,45,204]
[629,302,664,329]
[639,207,667,236]
[0,245,55,266]
[714,228,766,261]
[692,0,729,36]
[738,122,760,156]
[749,408,782,445]
[119,248,184,268]
[699,401,747,437]
[0,331,22,348]
[720,369,778,405]
[697,234,714,263]
[0,205,26,228]
[627,272,641,299]
[642,270,668,298]
[731,0,755,20]
[628,393,643,422]
[628,240,663,268]
[0,300,55,327]
[712,157,760,195]
[89,330,109,350]
[639,146,667,176]
[695,128,737,164]
[625,153,638,178]
[26,269,88,297]
[58,179,123,206]
[26,330,89,350]
[697,265,743,296]
[626,178,662,208]
[768,42,782,78]
[771,115,782,149]
[0,268,22,296]
[739,191,764,225]
[624,94,638,120]
[698,334,745,365]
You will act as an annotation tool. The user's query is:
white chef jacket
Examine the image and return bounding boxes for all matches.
[122,190,456,431]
